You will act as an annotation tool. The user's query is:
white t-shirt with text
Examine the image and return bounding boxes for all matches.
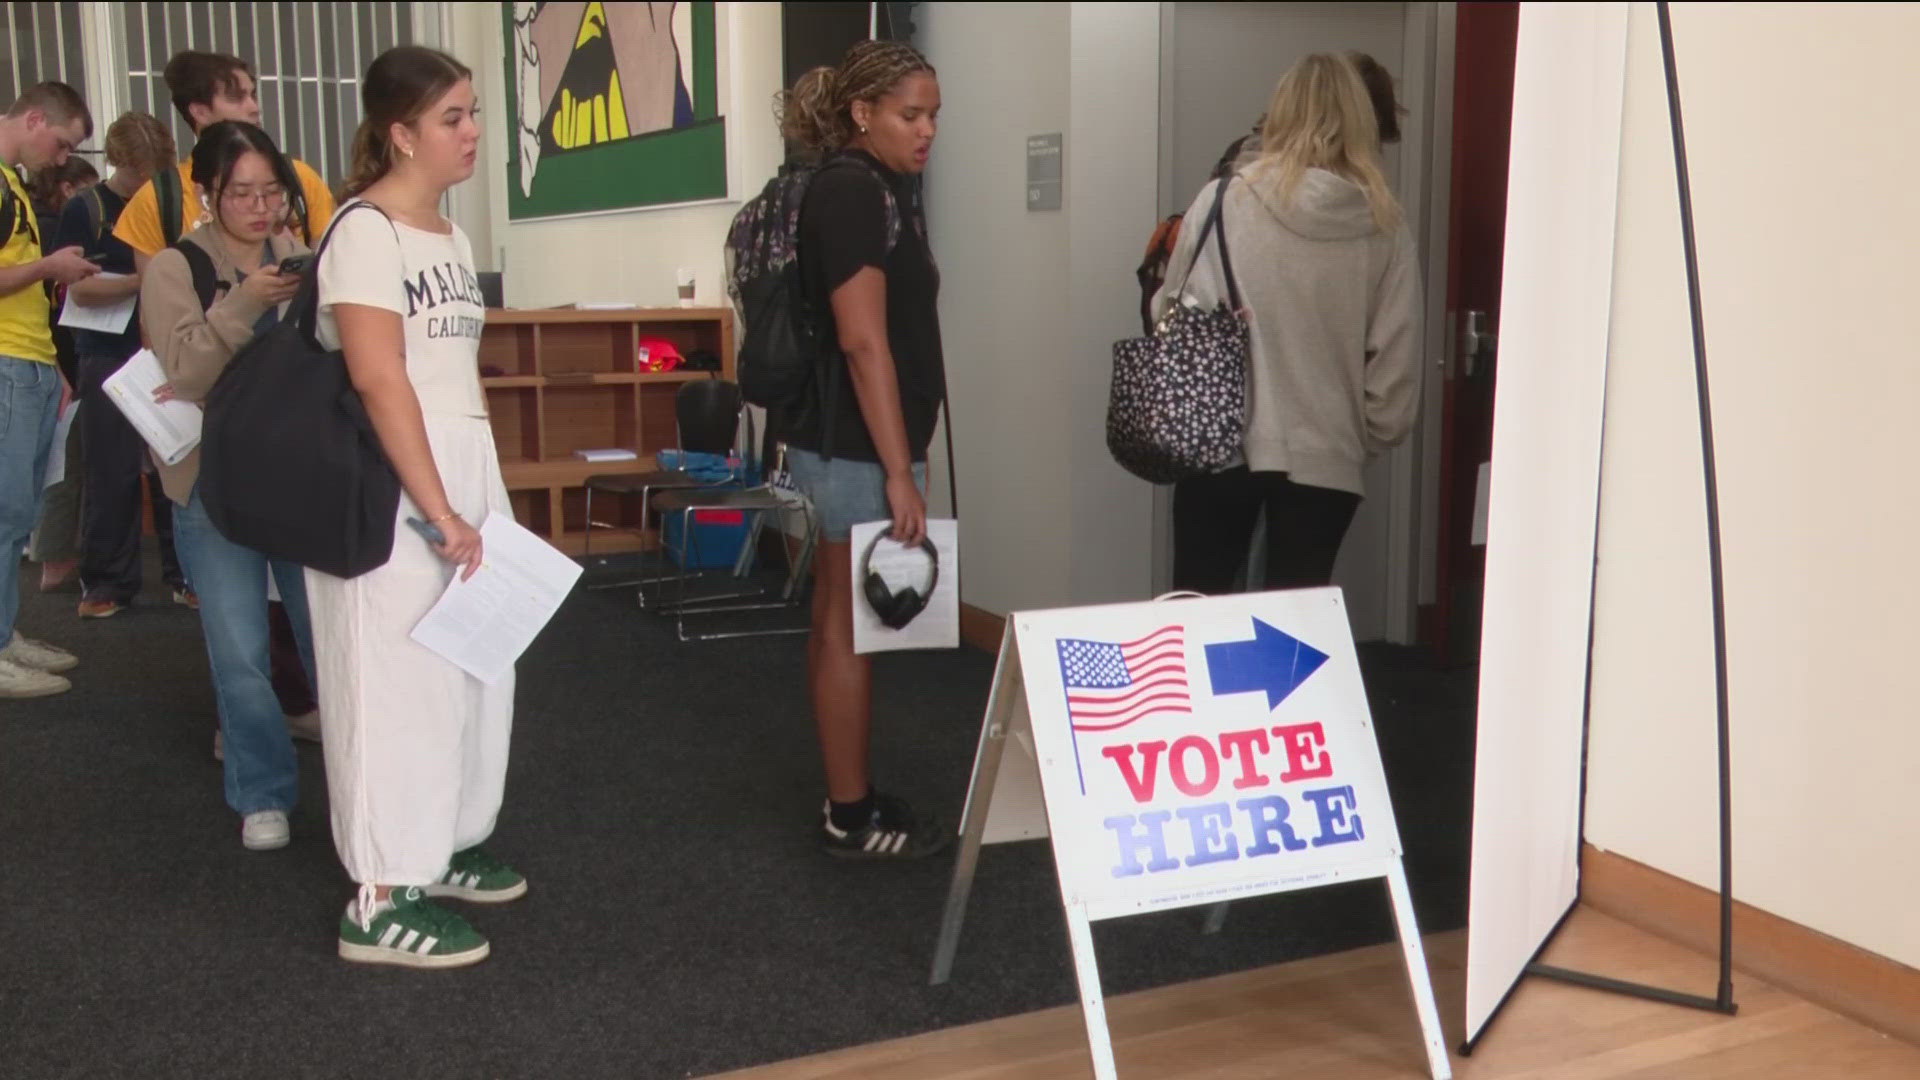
[316,199,488,418]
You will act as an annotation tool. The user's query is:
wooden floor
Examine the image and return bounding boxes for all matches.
[706,907,1920,1079]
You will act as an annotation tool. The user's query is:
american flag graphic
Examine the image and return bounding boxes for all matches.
[1056,626,1191,732]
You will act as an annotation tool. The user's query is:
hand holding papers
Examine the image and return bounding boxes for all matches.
[103,349,200,466]
[410,515,583,684]
[850,518,960,654]
[58,273,136,334]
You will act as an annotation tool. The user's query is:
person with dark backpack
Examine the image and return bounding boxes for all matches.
[762,41,951,861]
[138,121,313,853]
[55,112,195,619]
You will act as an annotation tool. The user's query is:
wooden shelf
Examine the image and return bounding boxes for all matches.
[501,458,656,492]
[477,307,735,554]
[484,306,733,325]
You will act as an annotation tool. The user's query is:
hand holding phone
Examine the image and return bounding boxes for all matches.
[406,516,446,547]
[277,254,312,276]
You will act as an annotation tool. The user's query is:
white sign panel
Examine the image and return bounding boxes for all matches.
[1016,589,1400,919]
[934,589,1449,1080]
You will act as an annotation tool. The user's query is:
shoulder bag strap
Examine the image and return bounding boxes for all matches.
[1169,177,1244,315]
[293,199,400,340]
[156,168,183,246]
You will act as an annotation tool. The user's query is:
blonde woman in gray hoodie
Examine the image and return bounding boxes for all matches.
[1152,53,1422,594]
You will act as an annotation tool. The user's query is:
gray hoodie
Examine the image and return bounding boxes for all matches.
[1150,166,1422,496]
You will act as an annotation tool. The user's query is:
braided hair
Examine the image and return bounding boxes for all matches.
[777,40,935,164]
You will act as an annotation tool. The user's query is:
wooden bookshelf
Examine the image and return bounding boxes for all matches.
[478,307,735,556]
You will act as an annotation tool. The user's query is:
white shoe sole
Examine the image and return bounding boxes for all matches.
[338,938,491,969]
[423,879,529,903]
[0,676,71,698]
[243,831,290,851]
[10,653,78,674]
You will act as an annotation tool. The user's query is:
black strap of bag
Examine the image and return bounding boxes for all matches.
[1167,176,1244,318]
[289,199,399,339]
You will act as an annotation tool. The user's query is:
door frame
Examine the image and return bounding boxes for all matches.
[1150,2,1459,646]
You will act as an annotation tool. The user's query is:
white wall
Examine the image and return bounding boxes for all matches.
[1586,2,1920,971]
[918,3,1077,615]
[920,2,1160,615]
[448,1,786,307]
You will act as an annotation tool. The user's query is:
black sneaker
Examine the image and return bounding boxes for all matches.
[820,792,953,860]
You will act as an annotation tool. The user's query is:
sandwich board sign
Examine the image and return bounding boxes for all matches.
[931,588,1451,1080]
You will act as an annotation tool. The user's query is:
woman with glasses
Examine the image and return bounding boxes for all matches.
[139,120,315,852]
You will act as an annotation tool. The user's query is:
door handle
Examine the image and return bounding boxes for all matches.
[1461,309,1496,378]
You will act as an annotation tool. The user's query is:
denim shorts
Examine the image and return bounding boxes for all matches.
[785,447,927,543]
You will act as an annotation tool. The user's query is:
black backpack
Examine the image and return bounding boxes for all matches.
[723,156,899,440]
[196,202,401,579]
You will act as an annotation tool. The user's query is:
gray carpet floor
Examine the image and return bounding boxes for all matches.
[0,554,1474,1078]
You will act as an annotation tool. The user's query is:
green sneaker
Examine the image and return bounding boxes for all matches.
[423,847,528,903]
[338,886,489,969]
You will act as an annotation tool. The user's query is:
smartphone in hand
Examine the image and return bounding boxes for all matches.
[405,516,446,547]
[277,254,313,276]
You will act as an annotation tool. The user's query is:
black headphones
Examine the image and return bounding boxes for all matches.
[860,530,940,630]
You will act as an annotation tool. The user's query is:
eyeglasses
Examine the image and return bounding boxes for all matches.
[222,185,287,208]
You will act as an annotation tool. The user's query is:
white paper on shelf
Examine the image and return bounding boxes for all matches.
[42,400,77,489]
[409,514,584,684]
[57,274,137,333]
[849,518,960,654]
[102,349,201,466]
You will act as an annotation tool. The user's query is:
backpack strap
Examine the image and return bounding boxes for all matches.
[81,185,106,244]
[0,168,19,249]
[156,167,184,246]
[174,240,224,312]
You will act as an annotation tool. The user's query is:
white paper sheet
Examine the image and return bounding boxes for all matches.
[850,518,959,654]
[409,514,584,684]
[58,274,137,334]
[102,349,201,466]
[42,400,77,489]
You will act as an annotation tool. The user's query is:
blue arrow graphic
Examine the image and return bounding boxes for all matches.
[1204,618,1329,710]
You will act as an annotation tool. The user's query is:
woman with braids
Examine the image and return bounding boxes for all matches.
[309,46,515,968]
[138,120,313,852]
[779,41,950,860]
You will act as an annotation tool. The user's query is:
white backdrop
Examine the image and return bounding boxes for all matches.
[1463,1,1631,1047]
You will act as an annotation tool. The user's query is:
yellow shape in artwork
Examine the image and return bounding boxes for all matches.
[548,1,631,150]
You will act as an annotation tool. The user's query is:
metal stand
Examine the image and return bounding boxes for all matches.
[1462,3,1737,1053]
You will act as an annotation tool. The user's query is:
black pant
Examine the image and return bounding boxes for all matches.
[77,352,185,602]
[1171,468,1362,594]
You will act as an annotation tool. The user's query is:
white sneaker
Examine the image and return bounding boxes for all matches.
[2,631,77,673]
[242,811,290,851]
[0,656,70,698]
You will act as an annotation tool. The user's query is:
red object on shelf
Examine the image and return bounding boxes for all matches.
[637,336,685,372]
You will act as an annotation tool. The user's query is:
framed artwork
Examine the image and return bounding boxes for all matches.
[504,1,727,219]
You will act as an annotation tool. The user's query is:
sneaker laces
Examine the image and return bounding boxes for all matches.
[355,884,382,934]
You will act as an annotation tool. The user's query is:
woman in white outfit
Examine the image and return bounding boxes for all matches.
[310,45,518,969]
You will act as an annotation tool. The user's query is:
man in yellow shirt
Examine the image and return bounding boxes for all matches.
[115,51,336,268]
[0,83,100,698]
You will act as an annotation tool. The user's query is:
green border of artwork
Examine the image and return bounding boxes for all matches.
[503,1,727,220]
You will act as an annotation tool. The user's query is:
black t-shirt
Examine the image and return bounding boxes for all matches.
[55,183,142,358]
[787,150,944,463]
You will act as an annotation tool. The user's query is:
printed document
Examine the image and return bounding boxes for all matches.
[103,349,200,466]
[850,518,959,654]
[58,274,137,334]
[410,514,583,684]
[42,401,77,489]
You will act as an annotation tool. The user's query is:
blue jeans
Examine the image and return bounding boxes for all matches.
[173,484,317,816]
[0,356,62,643]
[785,448,927,543]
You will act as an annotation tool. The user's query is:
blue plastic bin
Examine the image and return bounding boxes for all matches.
[663,507,753,569]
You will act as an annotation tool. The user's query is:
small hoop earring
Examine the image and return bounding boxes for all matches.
[403,145,415,160]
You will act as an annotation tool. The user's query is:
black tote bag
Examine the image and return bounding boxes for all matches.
[198,202,402,579]
[1105,178,1249,485]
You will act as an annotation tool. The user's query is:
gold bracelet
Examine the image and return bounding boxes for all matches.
[429,511,462,524]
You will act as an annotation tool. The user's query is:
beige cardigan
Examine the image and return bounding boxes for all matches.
[138,224,307,505]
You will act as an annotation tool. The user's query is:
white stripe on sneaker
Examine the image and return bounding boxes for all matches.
[417,935,438,954]
[464,873,480,888]
[399,929,420,951]
[889,832,907,855]
[379,923,403,948]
